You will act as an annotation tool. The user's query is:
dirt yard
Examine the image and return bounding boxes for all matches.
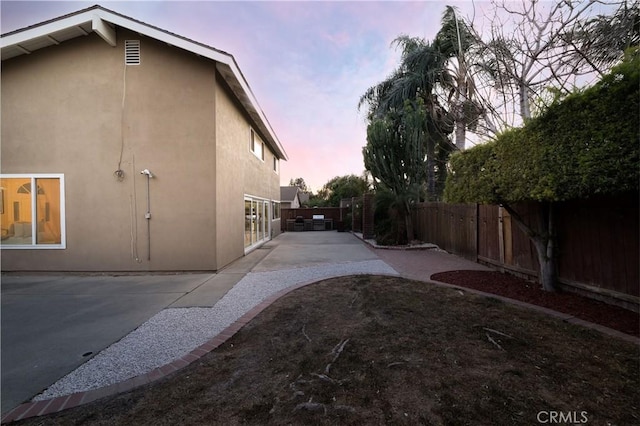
[16,275,639,425]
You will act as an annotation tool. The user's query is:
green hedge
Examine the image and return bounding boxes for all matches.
[445,48,639,204]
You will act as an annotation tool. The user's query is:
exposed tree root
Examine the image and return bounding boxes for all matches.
[325,339,349,374]
[302,324,312,343]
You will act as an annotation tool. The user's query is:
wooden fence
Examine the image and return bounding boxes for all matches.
[412,195,639,309]
[281,207,348,231]
[413,203,477,260]
[283,195,376,236]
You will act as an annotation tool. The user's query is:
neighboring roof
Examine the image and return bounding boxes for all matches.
[298,192,310,205]
[280,186,300,203]
[0,4,287,161]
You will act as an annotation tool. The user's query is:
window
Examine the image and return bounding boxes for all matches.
[250,128,264,161]
[273,157,279,173]
[272,201,281,219]
[0,175,65,248]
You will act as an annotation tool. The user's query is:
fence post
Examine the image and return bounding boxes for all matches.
[351,197,356,232]
[498,206,505,264]
[362,193,375,239]
[475,204,479,262]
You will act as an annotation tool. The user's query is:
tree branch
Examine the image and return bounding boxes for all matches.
[499,202,539,240]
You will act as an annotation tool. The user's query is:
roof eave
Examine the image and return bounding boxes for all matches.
[1,5,288,161]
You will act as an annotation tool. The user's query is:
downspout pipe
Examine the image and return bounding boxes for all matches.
[140,169,153,261]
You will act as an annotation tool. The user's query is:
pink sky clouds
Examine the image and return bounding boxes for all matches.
[1,0,485,192]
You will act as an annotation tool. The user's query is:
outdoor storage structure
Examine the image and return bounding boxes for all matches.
[0,5,287,272]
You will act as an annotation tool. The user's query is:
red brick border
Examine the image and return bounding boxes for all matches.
[0,278,317,424]
[2,275,637,423]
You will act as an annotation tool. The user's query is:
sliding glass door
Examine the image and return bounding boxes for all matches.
[244,195,270,252]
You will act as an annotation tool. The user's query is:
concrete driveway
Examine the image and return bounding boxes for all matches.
[1,274,216,414]
[0,231,382,414]
[252,230,381,272]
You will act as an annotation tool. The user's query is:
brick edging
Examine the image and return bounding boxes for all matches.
[426,277,640,345]
[3,274,637,423]
[0,280,315,424]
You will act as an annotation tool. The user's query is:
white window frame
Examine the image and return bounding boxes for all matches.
[249,128,264,161]
[272,201,281,219]
[244,194,271,254]
[273,156,279,174]
[0,174,66,249]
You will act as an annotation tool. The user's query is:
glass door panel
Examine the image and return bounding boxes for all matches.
[244,197,272,252]
[252,200,258,244]
[244,200,252,248]
[257,201,264,242]
[263,201,267,239]
[35,178,61,244]
[0,177,32,245]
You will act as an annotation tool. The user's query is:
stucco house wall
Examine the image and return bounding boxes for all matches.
[214,75,282,268]
[0,8,285,272]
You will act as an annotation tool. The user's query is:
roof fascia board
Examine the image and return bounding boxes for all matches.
[1,12,92,48]
[93,9,232,64]
[92,15,116,46]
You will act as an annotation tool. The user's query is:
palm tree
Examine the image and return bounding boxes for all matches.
[359,7,489,195]
[433,6,485,150]
[359,37,454,200]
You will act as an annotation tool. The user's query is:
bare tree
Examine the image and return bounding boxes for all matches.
[471,0,631,125]
[289,177,310,193]
[560,1,639,75]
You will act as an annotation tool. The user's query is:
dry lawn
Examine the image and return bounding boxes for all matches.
[17,275,639,425]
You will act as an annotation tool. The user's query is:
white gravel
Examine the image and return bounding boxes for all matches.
[33,259,398,400]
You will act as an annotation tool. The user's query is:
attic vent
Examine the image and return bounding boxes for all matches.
[125,40,141,65]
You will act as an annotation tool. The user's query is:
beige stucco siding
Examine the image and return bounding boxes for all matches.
[214,77,244,268]
[214,76,281,268]
[1,29,219,271]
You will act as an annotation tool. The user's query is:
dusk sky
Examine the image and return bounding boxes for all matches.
[1,1,511,191]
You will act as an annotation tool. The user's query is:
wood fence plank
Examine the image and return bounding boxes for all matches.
[410,197,638,303]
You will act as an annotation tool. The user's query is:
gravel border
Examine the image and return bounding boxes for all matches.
[33,260,398,400]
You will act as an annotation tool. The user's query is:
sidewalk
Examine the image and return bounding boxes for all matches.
[370,246,492,280]
[352,232,491,280]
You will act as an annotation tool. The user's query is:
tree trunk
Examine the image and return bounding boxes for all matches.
[537,202,557,291]
[455,58,468,150]
[519,83,532,120]
[404,200,414,242]
[454,117,466,151]
[426,139,436,201]
[531,232,557,292]
[501,202,557,291]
